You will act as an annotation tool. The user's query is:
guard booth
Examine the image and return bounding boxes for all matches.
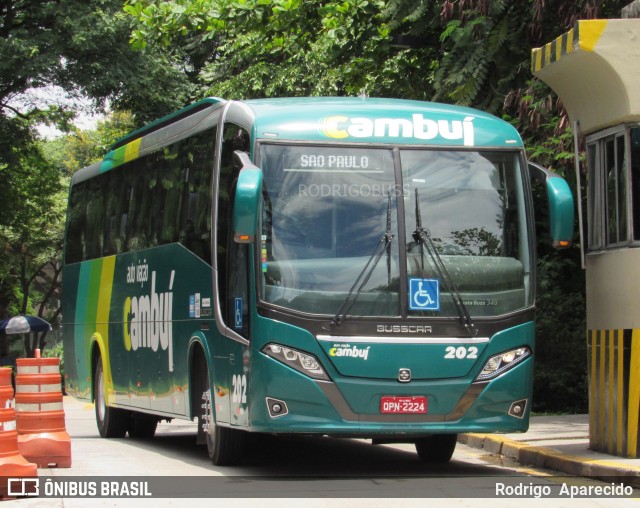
[532,14,640,457]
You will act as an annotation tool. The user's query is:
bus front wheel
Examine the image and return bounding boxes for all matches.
[415,434,457,464]
[196,357,245,466]
[94,356,129,438]
[201,387,245,466]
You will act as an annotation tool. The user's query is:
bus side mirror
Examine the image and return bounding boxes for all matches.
[528,162,574,249]
[232,151,263,244]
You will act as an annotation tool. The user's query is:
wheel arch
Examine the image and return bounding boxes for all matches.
[187,332,212,420]
[90,333,107,404]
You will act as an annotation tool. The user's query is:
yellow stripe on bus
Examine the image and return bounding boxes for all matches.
[96,256,116,403]
[124,138,142,163]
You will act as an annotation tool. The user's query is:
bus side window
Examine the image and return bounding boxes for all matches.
[218,124,251,338]
[65,182,89,264]
[178,131,215,261]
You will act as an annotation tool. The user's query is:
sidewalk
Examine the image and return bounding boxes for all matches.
[459,414,640,488]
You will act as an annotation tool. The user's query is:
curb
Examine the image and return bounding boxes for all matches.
[458,433,640,488]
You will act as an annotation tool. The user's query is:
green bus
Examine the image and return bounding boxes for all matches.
[62,97,573,465]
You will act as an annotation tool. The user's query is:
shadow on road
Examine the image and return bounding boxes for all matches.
[121,425,504,479]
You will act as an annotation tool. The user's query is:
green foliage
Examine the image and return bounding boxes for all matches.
[534,248,588,413]
[0,0,194,142]
[0,107,65,321]
[124,0,436,99]
[42,340,64,391]
[42,340,64,372]
[0,1,193,323]
[0,138,66,321]
[55,111,138,174]
[0,109,134,326]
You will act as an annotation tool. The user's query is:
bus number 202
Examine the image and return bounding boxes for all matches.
[232,374,247,404]
[444,346,478,359]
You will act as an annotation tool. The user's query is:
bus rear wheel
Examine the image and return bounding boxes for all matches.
[415,434,457,464]
[129,413,159,439]
[94,356,129,438]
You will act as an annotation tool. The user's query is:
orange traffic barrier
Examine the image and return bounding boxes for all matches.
[0,367,38,499]
[0,367,13,408]
[15,356,71,468]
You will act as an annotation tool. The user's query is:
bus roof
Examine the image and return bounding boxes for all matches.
[112,97,226,150]
[74,97,523,185]
[234,97,523,148]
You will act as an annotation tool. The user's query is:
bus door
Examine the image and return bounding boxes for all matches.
[217,122,252,427]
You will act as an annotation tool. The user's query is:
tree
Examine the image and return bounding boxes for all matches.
[0,116,65,329]
[385,1,629,114]
[0,0,194,124]
[124,0,436,99]
[50,111,138,174]
[0,109,135,360]
[0,0,194,226]
[0,1,194,329]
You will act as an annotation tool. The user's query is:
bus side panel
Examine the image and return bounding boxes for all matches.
[105,244,215,418]
[62,258,110,401]
[64,244,216,418]
[108,315,130,408]
[210,333,230,424]
[61,262,85,399]
[226,341,251,427]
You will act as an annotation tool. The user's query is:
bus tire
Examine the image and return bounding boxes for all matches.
[198,368,245,466]
[415,434,457,464]
[94,356,129,438]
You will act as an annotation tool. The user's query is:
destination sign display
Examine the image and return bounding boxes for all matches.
[282,148,386,173]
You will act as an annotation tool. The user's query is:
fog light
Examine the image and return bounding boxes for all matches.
[509,399,528,418]
[266,397,288,418]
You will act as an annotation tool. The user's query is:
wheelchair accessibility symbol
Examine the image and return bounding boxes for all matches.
[409,278,440,311]
[234,297,243,329]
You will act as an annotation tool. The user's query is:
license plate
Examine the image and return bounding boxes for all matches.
[380,396,427,414]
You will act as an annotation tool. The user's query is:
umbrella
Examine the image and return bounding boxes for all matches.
[0,315,52,335]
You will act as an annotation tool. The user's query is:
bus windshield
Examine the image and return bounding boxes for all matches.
[259,143,531,318]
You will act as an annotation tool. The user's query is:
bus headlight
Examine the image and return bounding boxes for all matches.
[475,347,531,381]
[262,344,329,381]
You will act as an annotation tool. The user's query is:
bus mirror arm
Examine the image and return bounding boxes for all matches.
[232,151,263,244]
[232,150,256,171]
[527,162,574,249]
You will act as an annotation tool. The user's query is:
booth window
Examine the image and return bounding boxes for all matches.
[631,128,640,242]
[587,127,632,250]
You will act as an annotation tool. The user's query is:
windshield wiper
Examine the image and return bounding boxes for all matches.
[330,194,394,328]
[412,189,477,337]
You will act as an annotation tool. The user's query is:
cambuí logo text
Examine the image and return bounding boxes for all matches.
[320,115,475,146]
[123,263,175,372]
